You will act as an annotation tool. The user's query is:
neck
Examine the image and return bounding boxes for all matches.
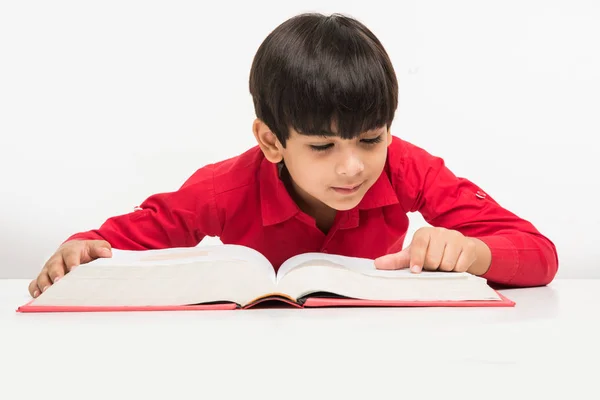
[280,165,337,233]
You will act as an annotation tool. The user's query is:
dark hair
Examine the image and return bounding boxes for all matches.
[249,13,398,147]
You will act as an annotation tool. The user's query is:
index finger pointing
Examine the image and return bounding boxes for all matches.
[409,235,429,273]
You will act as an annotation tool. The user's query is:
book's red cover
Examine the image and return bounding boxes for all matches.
[16,291,513,312]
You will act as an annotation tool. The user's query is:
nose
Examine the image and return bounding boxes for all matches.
[335,150,364,176]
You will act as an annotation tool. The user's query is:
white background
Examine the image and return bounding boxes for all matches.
[1,0,598,279]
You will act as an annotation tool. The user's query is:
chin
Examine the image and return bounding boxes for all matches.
[332,204,358,211]
[326,197,364,211]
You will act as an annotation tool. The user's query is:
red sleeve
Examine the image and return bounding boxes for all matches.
[394,140,558,287]
[64,164,222,250]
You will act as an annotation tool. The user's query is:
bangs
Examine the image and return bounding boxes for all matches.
[282,40,393,138]
[250,13,398,145]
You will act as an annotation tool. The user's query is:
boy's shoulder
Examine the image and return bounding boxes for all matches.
[384,136,446,208]
[181,146,265,195]
[386,135,443,176]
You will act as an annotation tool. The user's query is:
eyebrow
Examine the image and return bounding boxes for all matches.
[300,127,384,140]
[313,130,382,139]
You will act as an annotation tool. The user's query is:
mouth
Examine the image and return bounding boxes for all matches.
[331,182,364,195]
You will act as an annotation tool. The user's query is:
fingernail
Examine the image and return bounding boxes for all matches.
[54,276,61,283]
[42,285,50,292]
[410,265,421,273]
[33,290,40,298]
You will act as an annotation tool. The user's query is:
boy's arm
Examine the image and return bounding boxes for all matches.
[65,165,222,249]
[395,141,558,287]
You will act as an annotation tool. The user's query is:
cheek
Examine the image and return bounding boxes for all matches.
[286,156,329,192]
[375,157,387,173]
[295,162,326,188]
[370,149,388,171]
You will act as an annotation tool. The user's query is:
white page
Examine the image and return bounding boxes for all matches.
[29,244,279,307]
[91,244,276,283]
[278,263,500,302]
[277,252,470,283]
[30,258,276,307]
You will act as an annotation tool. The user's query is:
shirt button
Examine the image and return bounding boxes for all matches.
[322,249,328,253]
[475,190,486,199]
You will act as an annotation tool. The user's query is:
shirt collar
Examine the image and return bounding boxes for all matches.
[260,159,300,226]
[259,158,399,227]
[356,164,399,210]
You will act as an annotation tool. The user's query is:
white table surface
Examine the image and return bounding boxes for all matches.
[1,278,598,400]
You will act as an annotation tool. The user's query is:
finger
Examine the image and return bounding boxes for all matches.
[409,234,430,273]
[28,279,40,298]
[455,246,477,272]
[46,255,67,284]
[62,251,82,273]
[439,243,462,272]
[86,240,112,262]
[374,247,411,270]
[422,231,446,271]
[36,269,53,294]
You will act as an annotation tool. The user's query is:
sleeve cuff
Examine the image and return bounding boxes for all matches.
[476,235,519,285]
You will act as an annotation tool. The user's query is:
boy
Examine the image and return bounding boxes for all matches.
[28,13,558,298]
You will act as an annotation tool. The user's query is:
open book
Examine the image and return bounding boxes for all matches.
[18,244,514,312]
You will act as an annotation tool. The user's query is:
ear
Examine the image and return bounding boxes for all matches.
[252,119,283,163]
[386,128,393,147]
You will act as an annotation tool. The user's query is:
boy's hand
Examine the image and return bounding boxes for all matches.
[374,227,491,275]
[28,240,112,298]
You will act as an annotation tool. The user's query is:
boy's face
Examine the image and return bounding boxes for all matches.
[254,120,392,214]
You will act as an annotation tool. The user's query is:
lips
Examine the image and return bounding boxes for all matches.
[332,182,364,194]
[335,184,362,190]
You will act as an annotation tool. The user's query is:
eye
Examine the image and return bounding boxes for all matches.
[309,143,334,152]
[361,135,383,145]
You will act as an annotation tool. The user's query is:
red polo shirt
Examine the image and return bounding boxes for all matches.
[66,137,558,287]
